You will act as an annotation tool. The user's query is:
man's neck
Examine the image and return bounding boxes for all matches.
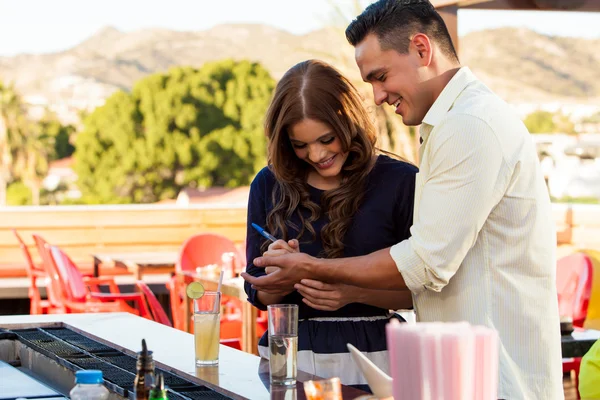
[429,65,461,103]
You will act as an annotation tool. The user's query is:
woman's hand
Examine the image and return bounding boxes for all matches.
[294,279,357,311]
[263,239,300,257]
[262,239,300,274]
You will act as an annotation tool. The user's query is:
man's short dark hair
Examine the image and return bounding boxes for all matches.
[345,0,459,62]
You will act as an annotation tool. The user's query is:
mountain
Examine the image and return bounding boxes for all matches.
[460,27,600,105]
[0,24,598,123]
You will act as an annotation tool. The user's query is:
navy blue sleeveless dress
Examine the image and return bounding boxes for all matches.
[244,155,417,390]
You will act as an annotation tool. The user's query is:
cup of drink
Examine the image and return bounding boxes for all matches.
[267,304,298,386]
[193,290,221,366]
[303,377,342,400]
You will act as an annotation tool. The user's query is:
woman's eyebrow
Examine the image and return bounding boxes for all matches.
[290,132,334,144]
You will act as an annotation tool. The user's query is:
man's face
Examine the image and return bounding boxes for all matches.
[355,33,432,126]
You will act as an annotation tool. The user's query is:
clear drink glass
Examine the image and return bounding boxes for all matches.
[194,291,221,366]
[267,304,299,386]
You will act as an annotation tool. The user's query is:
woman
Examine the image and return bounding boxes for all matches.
[243,59,416,390]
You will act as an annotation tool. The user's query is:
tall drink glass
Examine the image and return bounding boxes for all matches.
[267,304,298,386]
[194,291,221,366]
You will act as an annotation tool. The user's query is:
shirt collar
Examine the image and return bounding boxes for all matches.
[420,66,477,141]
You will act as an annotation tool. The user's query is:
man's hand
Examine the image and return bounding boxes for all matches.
[241,251,316,293]
[295,279,356,311]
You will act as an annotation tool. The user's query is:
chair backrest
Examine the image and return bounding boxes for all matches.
[32,234,66,308]
[166,276,184,330]
[12,229,44,276]
[13,229,46,314]
[556,252,594,327]
[177,233,243,273]
[136,281,172,327]
[48,245,89,302]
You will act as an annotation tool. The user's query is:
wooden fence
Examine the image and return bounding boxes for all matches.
[0,203,247,277]
[0,202,598,278]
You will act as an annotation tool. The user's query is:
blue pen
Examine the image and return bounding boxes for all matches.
[251,223,278,242]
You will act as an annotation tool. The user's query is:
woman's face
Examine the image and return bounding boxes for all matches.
[288,118,348,186]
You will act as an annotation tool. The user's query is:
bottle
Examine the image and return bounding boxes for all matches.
[133,339,155,400]
[69,370,110,400]
[149,372,168,400]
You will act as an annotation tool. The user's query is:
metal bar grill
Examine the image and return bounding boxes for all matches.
[7,327,231,400]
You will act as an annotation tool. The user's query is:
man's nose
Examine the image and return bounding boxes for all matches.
[373,86,387,106]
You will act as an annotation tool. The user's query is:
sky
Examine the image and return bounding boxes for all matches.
[0,0,598,57]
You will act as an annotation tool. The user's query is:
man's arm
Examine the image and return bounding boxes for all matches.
[319,247,408,289]
[244,246,408,291]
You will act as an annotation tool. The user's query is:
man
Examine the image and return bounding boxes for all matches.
[242,0,563,398]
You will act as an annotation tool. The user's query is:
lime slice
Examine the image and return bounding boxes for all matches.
[186,282,205,299]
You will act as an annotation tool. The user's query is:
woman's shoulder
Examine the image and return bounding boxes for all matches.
[250,166,277,189]
[373,154,418,176]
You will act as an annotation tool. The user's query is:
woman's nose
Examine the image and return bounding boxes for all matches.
[308,145,326,163]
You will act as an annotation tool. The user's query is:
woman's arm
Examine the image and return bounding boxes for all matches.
[243,171,289,310]
[295,279,412,312]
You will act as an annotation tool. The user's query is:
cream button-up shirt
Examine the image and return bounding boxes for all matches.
[390,67,563,400]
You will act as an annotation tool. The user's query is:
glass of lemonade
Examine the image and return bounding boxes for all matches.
[267,304,299,386]
[193,291,221,366]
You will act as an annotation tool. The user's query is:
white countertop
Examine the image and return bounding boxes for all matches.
[0,312,274,400]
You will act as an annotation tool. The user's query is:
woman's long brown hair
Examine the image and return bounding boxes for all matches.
[263,60,378,258]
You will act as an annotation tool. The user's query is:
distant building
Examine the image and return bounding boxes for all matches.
[576,122,600,134]
[156,186,250,206]
[43,156,81,200]
[531,134,600,200]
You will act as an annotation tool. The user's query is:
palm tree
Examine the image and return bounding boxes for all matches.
[0,81,52,206]
[0,81,20,206]
[10,114,51,205]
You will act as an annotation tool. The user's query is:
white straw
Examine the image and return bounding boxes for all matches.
[217,269,224,293]
[213,270,225,314]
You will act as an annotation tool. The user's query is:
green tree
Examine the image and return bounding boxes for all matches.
[524,110,575,134]
[38,113,76,161]
[75,59,275,204]
[583,112,600,124]
[6,180,32,206]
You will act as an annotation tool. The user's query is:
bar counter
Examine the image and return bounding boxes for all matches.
[0,312,368,400]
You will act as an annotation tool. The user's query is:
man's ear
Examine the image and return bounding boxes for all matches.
[411,33,433,66]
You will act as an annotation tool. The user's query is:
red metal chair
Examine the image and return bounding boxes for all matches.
[171,233,244,330]
[557,252,593,328]
[31,234,67,314]
[166,275,242,350]
[32,234,149,316]
[12,229,51,314]
[135,280,172,327]
[557,252,594,400]
[167,233,266,349]
[48,243,151,316]
[177,233,245,274]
